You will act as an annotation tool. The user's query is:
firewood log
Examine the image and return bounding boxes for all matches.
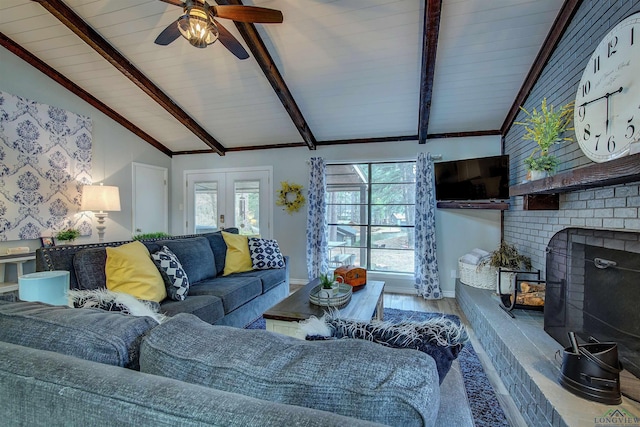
[520,282,546,293]
[512,291,545,306]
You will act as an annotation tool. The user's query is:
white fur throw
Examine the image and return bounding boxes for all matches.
[300,310,469,383]
[300,311,468,348]
[68,289,168,324]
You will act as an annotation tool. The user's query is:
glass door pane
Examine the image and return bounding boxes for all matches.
[186,172,225,234]
[225,170,270,238]
[194,181,219,233]
[234,180,260,236]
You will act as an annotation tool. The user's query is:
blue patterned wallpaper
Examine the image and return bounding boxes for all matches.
[0,91,92,241]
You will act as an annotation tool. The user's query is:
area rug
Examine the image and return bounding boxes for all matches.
[246,307,510,427]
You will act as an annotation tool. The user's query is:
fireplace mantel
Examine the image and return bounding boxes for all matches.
[509,153,640,210]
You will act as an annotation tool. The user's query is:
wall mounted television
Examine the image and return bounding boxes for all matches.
[434,155,510,201]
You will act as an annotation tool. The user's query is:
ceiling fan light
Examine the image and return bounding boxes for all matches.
[177,7,219,48]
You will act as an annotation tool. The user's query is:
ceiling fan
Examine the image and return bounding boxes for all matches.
[154,0,283,60]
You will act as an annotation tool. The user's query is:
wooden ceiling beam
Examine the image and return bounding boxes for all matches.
[173,130,501,154]
[0,32,173,158]
[418,0,443,144]
[31,0,226,156]
[501,0,583,135]
[427,130,501,139]
[216,0,317,150]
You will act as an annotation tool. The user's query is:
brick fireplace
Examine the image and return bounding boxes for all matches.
[494,0,640,423]
[459,178,640,426]
[457,274,640,427]
[544,228,640,385]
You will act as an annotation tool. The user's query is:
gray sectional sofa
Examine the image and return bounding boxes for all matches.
[6,229,444,425]
[35,228,289,328]
[0,301,441,426]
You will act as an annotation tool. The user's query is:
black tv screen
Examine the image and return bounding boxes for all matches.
[434,155,510,201]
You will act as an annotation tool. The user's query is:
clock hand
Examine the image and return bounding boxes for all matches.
[579,86,623,108]
[606,94,609,133]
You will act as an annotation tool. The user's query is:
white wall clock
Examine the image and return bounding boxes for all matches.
[574,12,640,162]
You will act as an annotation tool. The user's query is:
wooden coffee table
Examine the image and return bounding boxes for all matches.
[263,279,385,339]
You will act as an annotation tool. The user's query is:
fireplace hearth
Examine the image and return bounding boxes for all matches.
[544,228,640,401]
[456,228,640,426]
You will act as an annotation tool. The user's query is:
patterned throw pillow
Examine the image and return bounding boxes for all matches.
[151,246,190,301]
[248,238,285,270]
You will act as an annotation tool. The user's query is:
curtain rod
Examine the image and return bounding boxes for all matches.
[306,154,443,165]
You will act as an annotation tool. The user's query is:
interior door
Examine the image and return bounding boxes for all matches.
[132,163,168,235]
[185,168,271,238]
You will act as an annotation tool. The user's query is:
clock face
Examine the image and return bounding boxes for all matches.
[574,12,640,163]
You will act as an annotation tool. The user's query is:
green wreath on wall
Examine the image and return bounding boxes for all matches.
[276,181,306,214]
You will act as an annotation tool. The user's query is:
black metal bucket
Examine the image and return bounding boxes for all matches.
[559,340,622,405]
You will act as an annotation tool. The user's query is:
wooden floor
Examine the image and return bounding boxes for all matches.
[383,293,528,427]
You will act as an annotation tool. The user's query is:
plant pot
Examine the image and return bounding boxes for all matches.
[319,286,338,298]
[527,170,548,181]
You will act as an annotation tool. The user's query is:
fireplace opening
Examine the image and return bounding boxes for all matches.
[544,228,640,400]
[584,245,639,378]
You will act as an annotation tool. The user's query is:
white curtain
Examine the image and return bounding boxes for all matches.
[306,157,329,279]
[415,152,441,299]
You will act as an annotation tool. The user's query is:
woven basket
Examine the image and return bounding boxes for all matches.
[458,259,497,290]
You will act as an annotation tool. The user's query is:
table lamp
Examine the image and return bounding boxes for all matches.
[81,184,121,242]
[19,271,69,306]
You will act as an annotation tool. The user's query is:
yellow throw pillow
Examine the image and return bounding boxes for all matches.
[105,241,167,303]
[222,231,253,276]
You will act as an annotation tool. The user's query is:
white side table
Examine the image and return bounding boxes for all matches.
[0,253,36,294]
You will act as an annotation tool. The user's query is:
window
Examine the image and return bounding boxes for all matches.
[326,162,415,273]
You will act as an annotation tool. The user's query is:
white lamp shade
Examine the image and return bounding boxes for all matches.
[81,185,121,212]
[19,271,69,306]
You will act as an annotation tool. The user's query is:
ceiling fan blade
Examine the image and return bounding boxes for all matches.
[214,19,250,60]
[158,0,185,7]
[155,19,181,45]
[212,5,283,23]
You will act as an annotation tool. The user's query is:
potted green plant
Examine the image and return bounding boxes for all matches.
[56,228,80,245]
[480,241,532,294]
[318,272,340,297]
[523,154,559,178]
[515,98,574,180]
[132,232,172,240]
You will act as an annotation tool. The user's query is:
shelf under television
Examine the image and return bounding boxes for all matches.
[436,201,509,210]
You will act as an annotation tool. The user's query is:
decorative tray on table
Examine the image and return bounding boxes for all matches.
[309,283,352,309]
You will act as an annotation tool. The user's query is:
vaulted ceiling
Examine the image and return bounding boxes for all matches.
[0,0,573,157]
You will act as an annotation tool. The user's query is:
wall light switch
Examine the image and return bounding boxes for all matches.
[179,204,183,211]
[450,269,457,279]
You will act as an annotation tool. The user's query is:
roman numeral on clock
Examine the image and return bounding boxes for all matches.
[608,36,618,57]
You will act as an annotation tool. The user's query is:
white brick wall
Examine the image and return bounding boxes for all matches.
[503,0,640,274]
[504,182,640,273]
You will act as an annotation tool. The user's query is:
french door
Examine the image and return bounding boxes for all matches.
[185,168,272,238]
